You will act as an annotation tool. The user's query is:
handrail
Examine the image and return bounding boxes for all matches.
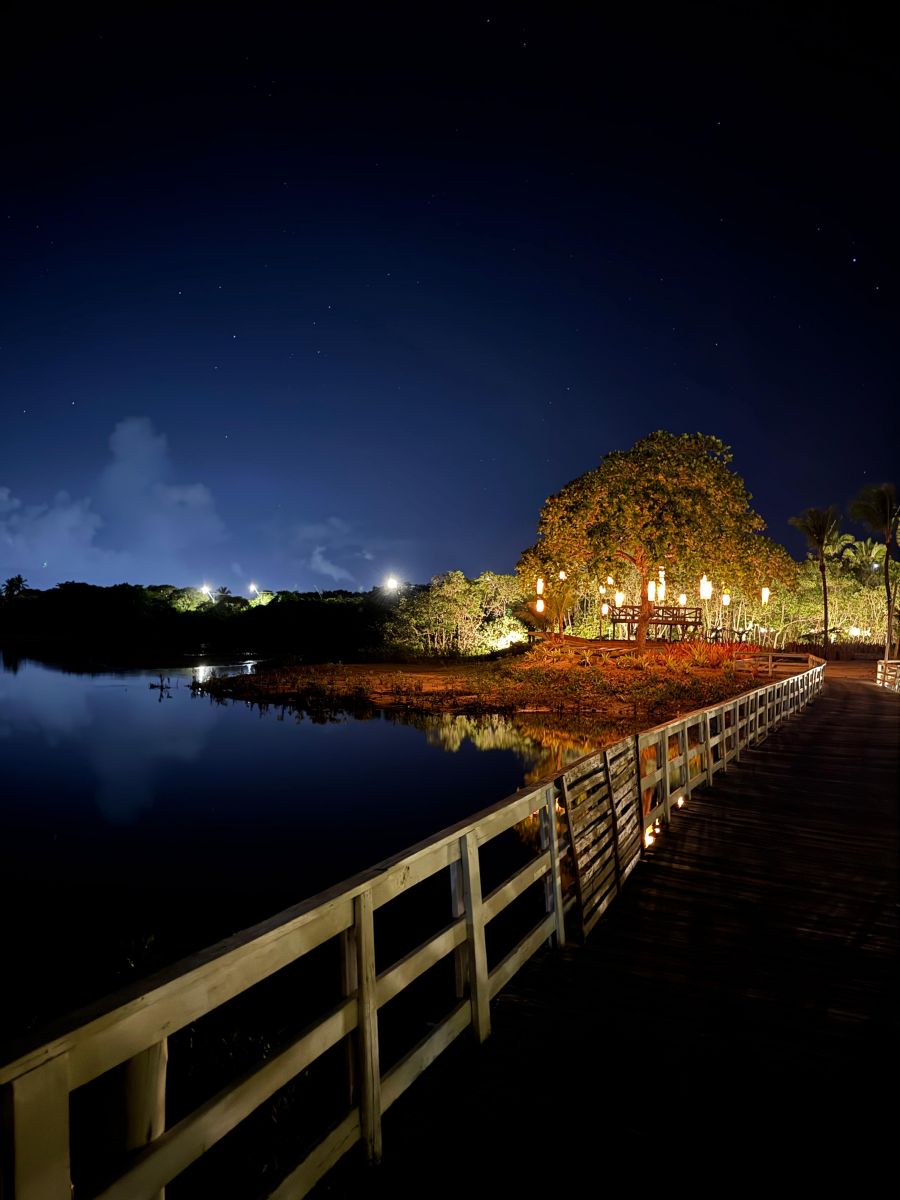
[0,660,826,1199]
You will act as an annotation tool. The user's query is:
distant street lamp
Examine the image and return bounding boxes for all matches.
[385,576,399,591]
[248,582,258,595]
[201,585,212,598]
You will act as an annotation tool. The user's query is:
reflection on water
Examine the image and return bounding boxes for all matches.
[0,652,607,1034]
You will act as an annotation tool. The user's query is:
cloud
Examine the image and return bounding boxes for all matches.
[310,545,355,583]
[0,417,226,585]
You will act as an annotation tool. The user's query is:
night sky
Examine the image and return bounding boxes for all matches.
[1,6,896,590]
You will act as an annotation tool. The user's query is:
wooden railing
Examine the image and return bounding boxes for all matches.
[875,659,900,692]
[0,660,826,1200]
[733,650,823,676]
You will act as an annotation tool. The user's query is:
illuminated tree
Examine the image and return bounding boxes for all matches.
[789,506,840,656]
[849,483,899,658]
[521,432,794,651]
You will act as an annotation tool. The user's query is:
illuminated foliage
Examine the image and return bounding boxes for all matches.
[386,571,527,657]
[521,432,796,650]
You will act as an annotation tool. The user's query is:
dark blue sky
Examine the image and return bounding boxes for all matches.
[1,5,896,590]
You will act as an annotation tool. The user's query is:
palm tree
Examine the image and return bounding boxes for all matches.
[849,483,899,659]
[789,506,840,658]
[215,586,232,598]
[2,574,28,599]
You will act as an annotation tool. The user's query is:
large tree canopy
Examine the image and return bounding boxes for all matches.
[520,431,796,650]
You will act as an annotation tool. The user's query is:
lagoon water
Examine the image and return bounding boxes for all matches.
[0,653,578,1039]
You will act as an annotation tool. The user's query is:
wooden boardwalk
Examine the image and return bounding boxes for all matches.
[318,668,899,1195]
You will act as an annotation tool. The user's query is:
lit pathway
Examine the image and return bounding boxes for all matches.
[315,664,899,1195]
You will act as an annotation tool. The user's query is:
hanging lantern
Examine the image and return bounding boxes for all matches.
[536,577,544,595]
[599,584,606,594]
[647,580,656,602]
[658,567,665,582]
[615,590,625,607]
[607,575,614,585]
[535,597,545,613]
[601,602,609,616]
[722,590,731,607]
[558,570,567,581]
[678,592,687,607]
[699,574,713,600]
[657,580,666,602]
[761,586,770,607]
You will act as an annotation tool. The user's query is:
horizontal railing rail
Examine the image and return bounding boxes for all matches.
[0,658,826,1200]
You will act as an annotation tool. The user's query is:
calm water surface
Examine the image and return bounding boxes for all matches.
[0,654,586,1037]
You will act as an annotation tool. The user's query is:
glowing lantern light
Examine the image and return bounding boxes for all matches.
[699,574,713,600]
[615,590,625,607]
[599,584,606,594]
[657,580,666,602]
[722,590,731,607]
[658,567,665,582]
[558,570,567,581]
[678,592,687,607]
[648,580,656,602]
[601,602,609,616]
[535,597,545,614]
[849,625,860,637]
[676,796,684,808]
[536,577,544,595]
[761,586,770,607]
[607,575,614,585]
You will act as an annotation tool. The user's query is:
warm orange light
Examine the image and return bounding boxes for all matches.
[648,580,656,602]
[558,570,567,581]
[615,590,625,607]
[699,574,713,600]
[601,602,609,616]
[535,597,545,613]
[657,580,666,602]
[761,586,770,607]
[536,577,544,595]
[678,592,687,607]
[607,575,614,585]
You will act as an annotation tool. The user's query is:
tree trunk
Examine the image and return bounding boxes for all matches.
[820,554,829,659]
[635,570,651,653]
[884,535,892,662]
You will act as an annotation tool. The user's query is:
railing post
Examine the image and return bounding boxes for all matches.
[3,1055,70,1200]
[124,1039,168,1200]
[703,711,714,786]
[340,925,359,1105]
[459,831,491,1043]
[661,729,672,825]
[353,889,382,1163]
[449,857,467,999]
[540,784,566,946]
